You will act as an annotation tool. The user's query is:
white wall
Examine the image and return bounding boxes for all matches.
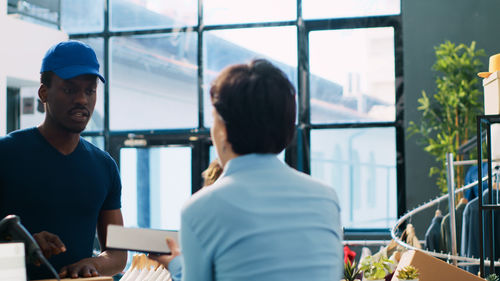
[0,0,67,135]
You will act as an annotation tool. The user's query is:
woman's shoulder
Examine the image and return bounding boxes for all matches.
[182,177,237,214]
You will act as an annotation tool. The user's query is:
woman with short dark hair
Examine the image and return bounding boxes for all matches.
[150,59,342,281]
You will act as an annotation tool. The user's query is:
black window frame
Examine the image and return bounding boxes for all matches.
[64,0,405,233]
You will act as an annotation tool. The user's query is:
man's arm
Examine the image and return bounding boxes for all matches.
[59,209,127,278]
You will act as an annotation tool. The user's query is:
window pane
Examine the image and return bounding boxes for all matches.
[110,0,197,31]
[303,0,400,19]
[79,38,105,132]
[82,136,105,150]
[19,86,44,129]
[8,0,59,29]
[203,26,297,127]
[310,128,397,228]
[61,0,104,33]
[204,0,295,25]
[120,146,192,230]
[309,27,395,124]
[110,33,198,130]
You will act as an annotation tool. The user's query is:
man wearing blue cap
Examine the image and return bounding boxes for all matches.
[0,41,126,279]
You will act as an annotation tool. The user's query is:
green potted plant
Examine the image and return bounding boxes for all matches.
[359,255,394,281]
[343,260,361,281]
[396,265,420,281]
[408,41,485,193]
[486,273,500,281]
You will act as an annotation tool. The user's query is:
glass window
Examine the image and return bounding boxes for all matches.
[203,0,295,25]
[79,38,105,132]
[120,146,192,230]
[8,0,59,29]
[110,33,198,131]
[19,86,43,129]
[110,0,197,31]
[309,27,395,124]
[82,136,105,150]
[302,0,400,19]
[203,26,297,126]
[61,0,104,34]
[310,127,397,228]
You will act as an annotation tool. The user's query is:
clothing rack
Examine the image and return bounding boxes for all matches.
[342,240,429,247]
[390,176,500,267]
[445,153,458,266]
[343,240,392,246]
[444,154,497,266]
[457,131,487,155]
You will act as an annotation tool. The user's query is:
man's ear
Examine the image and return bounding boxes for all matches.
[38,84,47,103]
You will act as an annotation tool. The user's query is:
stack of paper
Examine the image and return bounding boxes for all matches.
[120,254,171,281]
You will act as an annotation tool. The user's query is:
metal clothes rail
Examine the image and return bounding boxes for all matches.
[390,176,500,267]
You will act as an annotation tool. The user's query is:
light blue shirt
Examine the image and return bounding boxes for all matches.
[169,153,342,281]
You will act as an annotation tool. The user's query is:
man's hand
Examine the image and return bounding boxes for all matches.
[148,238,181,268]
[33,231,66,259]
[59,258,99,278]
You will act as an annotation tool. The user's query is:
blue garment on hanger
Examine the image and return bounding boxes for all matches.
[461,189,500,275]
[464,163,488,201]
[424,214,443,252]
[440,201,467,254]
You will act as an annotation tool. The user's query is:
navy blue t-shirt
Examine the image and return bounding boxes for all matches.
[0,127,122,279]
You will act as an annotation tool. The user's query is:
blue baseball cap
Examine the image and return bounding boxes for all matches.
[40,40,105,83]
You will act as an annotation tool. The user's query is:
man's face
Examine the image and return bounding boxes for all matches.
[41,74,97,133]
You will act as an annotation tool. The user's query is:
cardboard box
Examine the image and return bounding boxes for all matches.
[391,250,482,281]
[483,71,500,160]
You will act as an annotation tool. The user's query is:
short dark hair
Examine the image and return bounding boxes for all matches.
[210,59,296,155]
[40,71,54,87]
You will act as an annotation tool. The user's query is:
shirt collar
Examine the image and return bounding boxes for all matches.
[221,153,281,178]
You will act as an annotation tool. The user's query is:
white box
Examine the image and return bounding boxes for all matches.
[106,225,179,254]
[483,71,500,160]
[0,242,26,281]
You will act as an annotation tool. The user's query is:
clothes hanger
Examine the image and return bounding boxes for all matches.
[493,165,500,190]
[458,197,468,205]
[435,199,442,217]
[386,239,398,253]
[435,209,442,217]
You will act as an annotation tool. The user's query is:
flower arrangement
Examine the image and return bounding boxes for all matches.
[359,255,394,280]
[344,260,361,281]
[396,265,420,280]
[486,274,500,281]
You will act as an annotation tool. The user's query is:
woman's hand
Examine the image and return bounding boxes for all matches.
[148,238,181,268]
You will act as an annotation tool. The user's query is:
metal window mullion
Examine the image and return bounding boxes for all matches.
[57,0,61,30]
[393,11,406,221]
[103,0,111,151]
[198,0,204,129]
[297,0,310,174]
